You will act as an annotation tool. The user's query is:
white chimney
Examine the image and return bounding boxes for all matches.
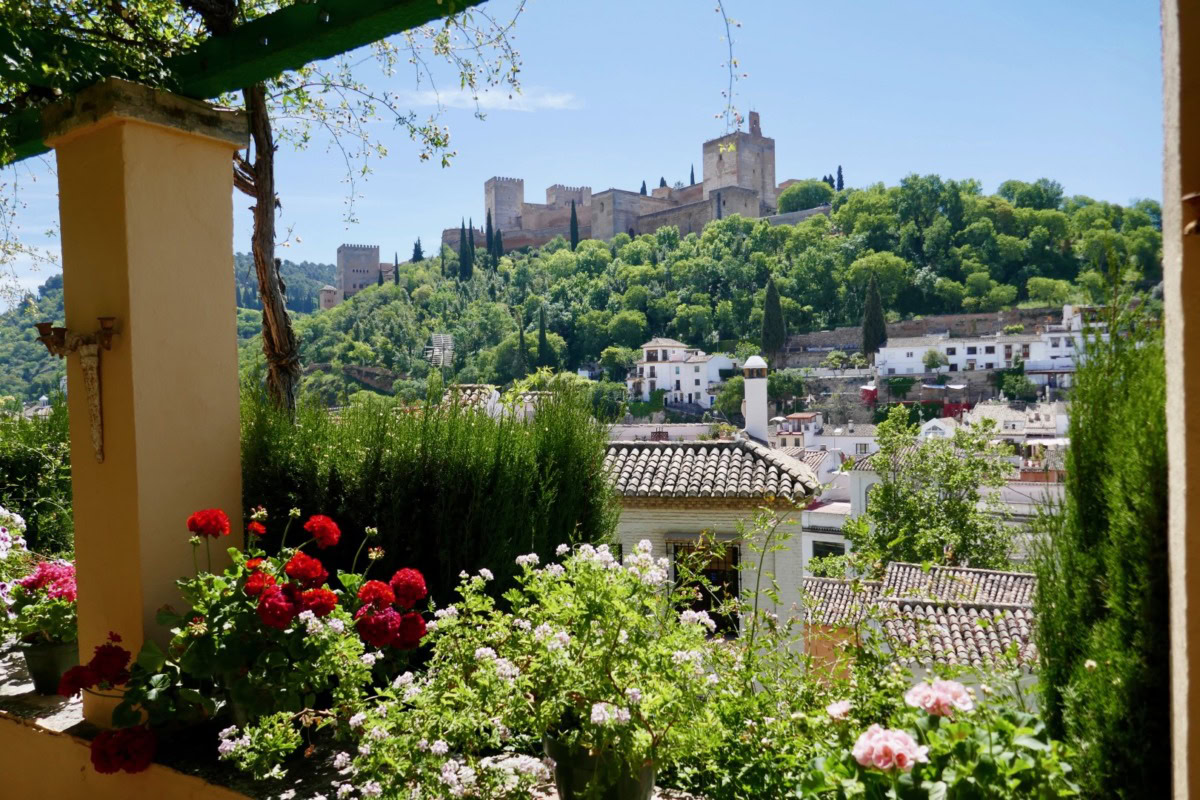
[742,355,769,442]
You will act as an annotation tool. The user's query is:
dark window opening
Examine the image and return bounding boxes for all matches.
[671,541,740,637]
[812,540,845,560]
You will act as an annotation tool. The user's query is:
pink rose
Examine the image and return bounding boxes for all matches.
[826,699,852,720]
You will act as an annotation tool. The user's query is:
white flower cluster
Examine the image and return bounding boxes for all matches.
[295,609,347,637]
[494,658,520,681]
[555,543,571,556]
[333,751,353,770]
[515,553,539,567]
[513,618,532,631]
[392,671,415,689]
[679,609,718,631]
[348,712,367,729]
[358,780,382,798]
[0,506,27,562]
[474,646,497,662]
[589,702,631,726]
[360,652,380,667]
[625,687,642,705]
[439,759,477,797]
[533,623,571,652]
[0,581,13,618]
[478,568,494,582]
[217,725,251,759]
[621,540,670,585]
[434,605,459,619]
[480,753,550,792]
[430,739,450,756]
[671,649,706,675]
[574,543,620,570]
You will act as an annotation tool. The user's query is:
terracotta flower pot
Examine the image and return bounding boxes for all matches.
[543,735,656,800]
[20,640,79,695]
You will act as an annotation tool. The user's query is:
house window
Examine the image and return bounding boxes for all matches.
[675,367,680,375]
[948,364,958,372]
[670,541,740,637]
[694,366,700,373]
[1065,338,1074,348]
[855,442,870,455]
[1051,337,1061,348]
[695,379,701,386]
[888,368,896,375]
[675,380,681,390]
[967,346,977,355]
[986,362,994,369]
[966,360,976,371]
[985,346,995,354]
[812,540,845,560]
[946,347,956,356]
[905,351,914,358]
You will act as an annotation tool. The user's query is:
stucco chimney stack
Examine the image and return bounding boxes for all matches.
[741,355,769,443]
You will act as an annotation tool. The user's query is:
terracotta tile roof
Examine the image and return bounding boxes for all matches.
[640,337,690,349]
[801,577,880,625]
[781,447,834,475]
[881,600,1037,668]
[803,562,1039,669]
[442,384,497,410]
[881,563,1036,606]
[605,440,819,501]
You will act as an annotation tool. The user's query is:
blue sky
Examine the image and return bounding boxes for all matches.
[3,0,1163,297]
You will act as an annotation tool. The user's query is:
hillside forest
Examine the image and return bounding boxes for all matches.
[0,175,1161,405]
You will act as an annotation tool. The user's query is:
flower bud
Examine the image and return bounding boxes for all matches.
[289,507,302,519]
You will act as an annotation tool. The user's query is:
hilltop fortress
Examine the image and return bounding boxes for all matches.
[441,112,817,253]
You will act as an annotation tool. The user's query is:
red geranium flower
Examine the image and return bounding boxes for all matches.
[301,588,339,617]
[284,551,328,588]
[247,521,267,537]
[357,579,395,610]
[18,560,74,591]
[303,515,341,549]
[245,557,265,572]
[59,664,98,697]
[390,568,427,610]
[244,571,276,597]
[355,605,401,649]
[186,509,230,538]
[257,584,300,630]
[90,640,131,686]
[393,611,427,650]
[90,726,156,774]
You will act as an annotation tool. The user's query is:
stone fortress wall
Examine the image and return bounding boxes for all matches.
[445,111,802,253]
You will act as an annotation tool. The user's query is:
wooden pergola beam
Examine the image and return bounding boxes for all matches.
[1,0,482,163]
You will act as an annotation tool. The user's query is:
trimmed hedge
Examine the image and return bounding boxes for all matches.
[241,388,619,600]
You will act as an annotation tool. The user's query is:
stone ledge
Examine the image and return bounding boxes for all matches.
[42,77,247,150]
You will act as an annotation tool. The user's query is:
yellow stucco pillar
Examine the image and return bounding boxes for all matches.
[1165,0,1200,795]
[42,79,247,726]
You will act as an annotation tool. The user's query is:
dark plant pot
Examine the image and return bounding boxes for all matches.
[543,735,656,800]
[20,640,79,695]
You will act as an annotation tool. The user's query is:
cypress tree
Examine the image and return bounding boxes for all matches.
[485,210,494,255]
[468,218,476,263]
[516,324,529,378]
[640,180,647,196]
[458,220,470,279]
[411,238,424,262]
[394,252,401,285]
[536,306,552,368]
[569,200,579,251]
[659,177,667,189]
[861,273,887,362]
[378,267,384,287]
[761,278,786,367]
[836,165,844,192]
[690,164,695,186]
[494,230,504,259]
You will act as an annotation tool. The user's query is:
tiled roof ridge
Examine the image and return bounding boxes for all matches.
[879,596,1035,613]
[887,561,1038,582]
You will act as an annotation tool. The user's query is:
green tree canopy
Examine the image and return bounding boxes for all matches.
[778,179,835,213]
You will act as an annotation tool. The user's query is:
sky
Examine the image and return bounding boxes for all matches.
[1,0,1164,300]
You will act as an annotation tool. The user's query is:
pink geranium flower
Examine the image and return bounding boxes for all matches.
[825,699,851,720]
[852,724,929,773]
[905,679,974,717]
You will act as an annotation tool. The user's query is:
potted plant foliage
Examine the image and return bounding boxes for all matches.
[340,541,724,800]
[4,556,79,693]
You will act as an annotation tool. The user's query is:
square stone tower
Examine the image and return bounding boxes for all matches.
[485,177,524,231]
[701,111,777,210]
[336,243,381,299]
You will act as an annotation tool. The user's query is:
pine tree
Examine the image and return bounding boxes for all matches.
[569,200,579,251]
[640,180,647,196]
[458,220,470,280]
[761,278,787,367]
[659,177,667,189]
[411,238,424,262]
[690,164,695,185]
[485,210,494,255]
[536,306,552,368]
[861,273,887,363]
[836,165,844,192]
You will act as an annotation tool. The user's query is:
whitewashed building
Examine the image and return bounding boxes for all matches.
[625,337,739,408]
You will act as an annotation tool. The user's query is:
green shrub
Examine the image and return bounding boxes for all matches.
[1033,297,1168,797]
[240,386,619,601]
[0,398,73,554]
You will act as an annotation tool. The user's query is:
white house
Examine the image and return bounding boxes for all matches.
[625,337,739,408]
[607,436,820,635]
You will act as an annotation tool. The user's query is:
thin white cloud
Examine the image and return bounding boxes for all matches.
[398,85,581,113]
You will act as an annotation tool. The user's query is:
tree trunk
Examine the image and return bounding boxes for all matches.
[243,83,299,413]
